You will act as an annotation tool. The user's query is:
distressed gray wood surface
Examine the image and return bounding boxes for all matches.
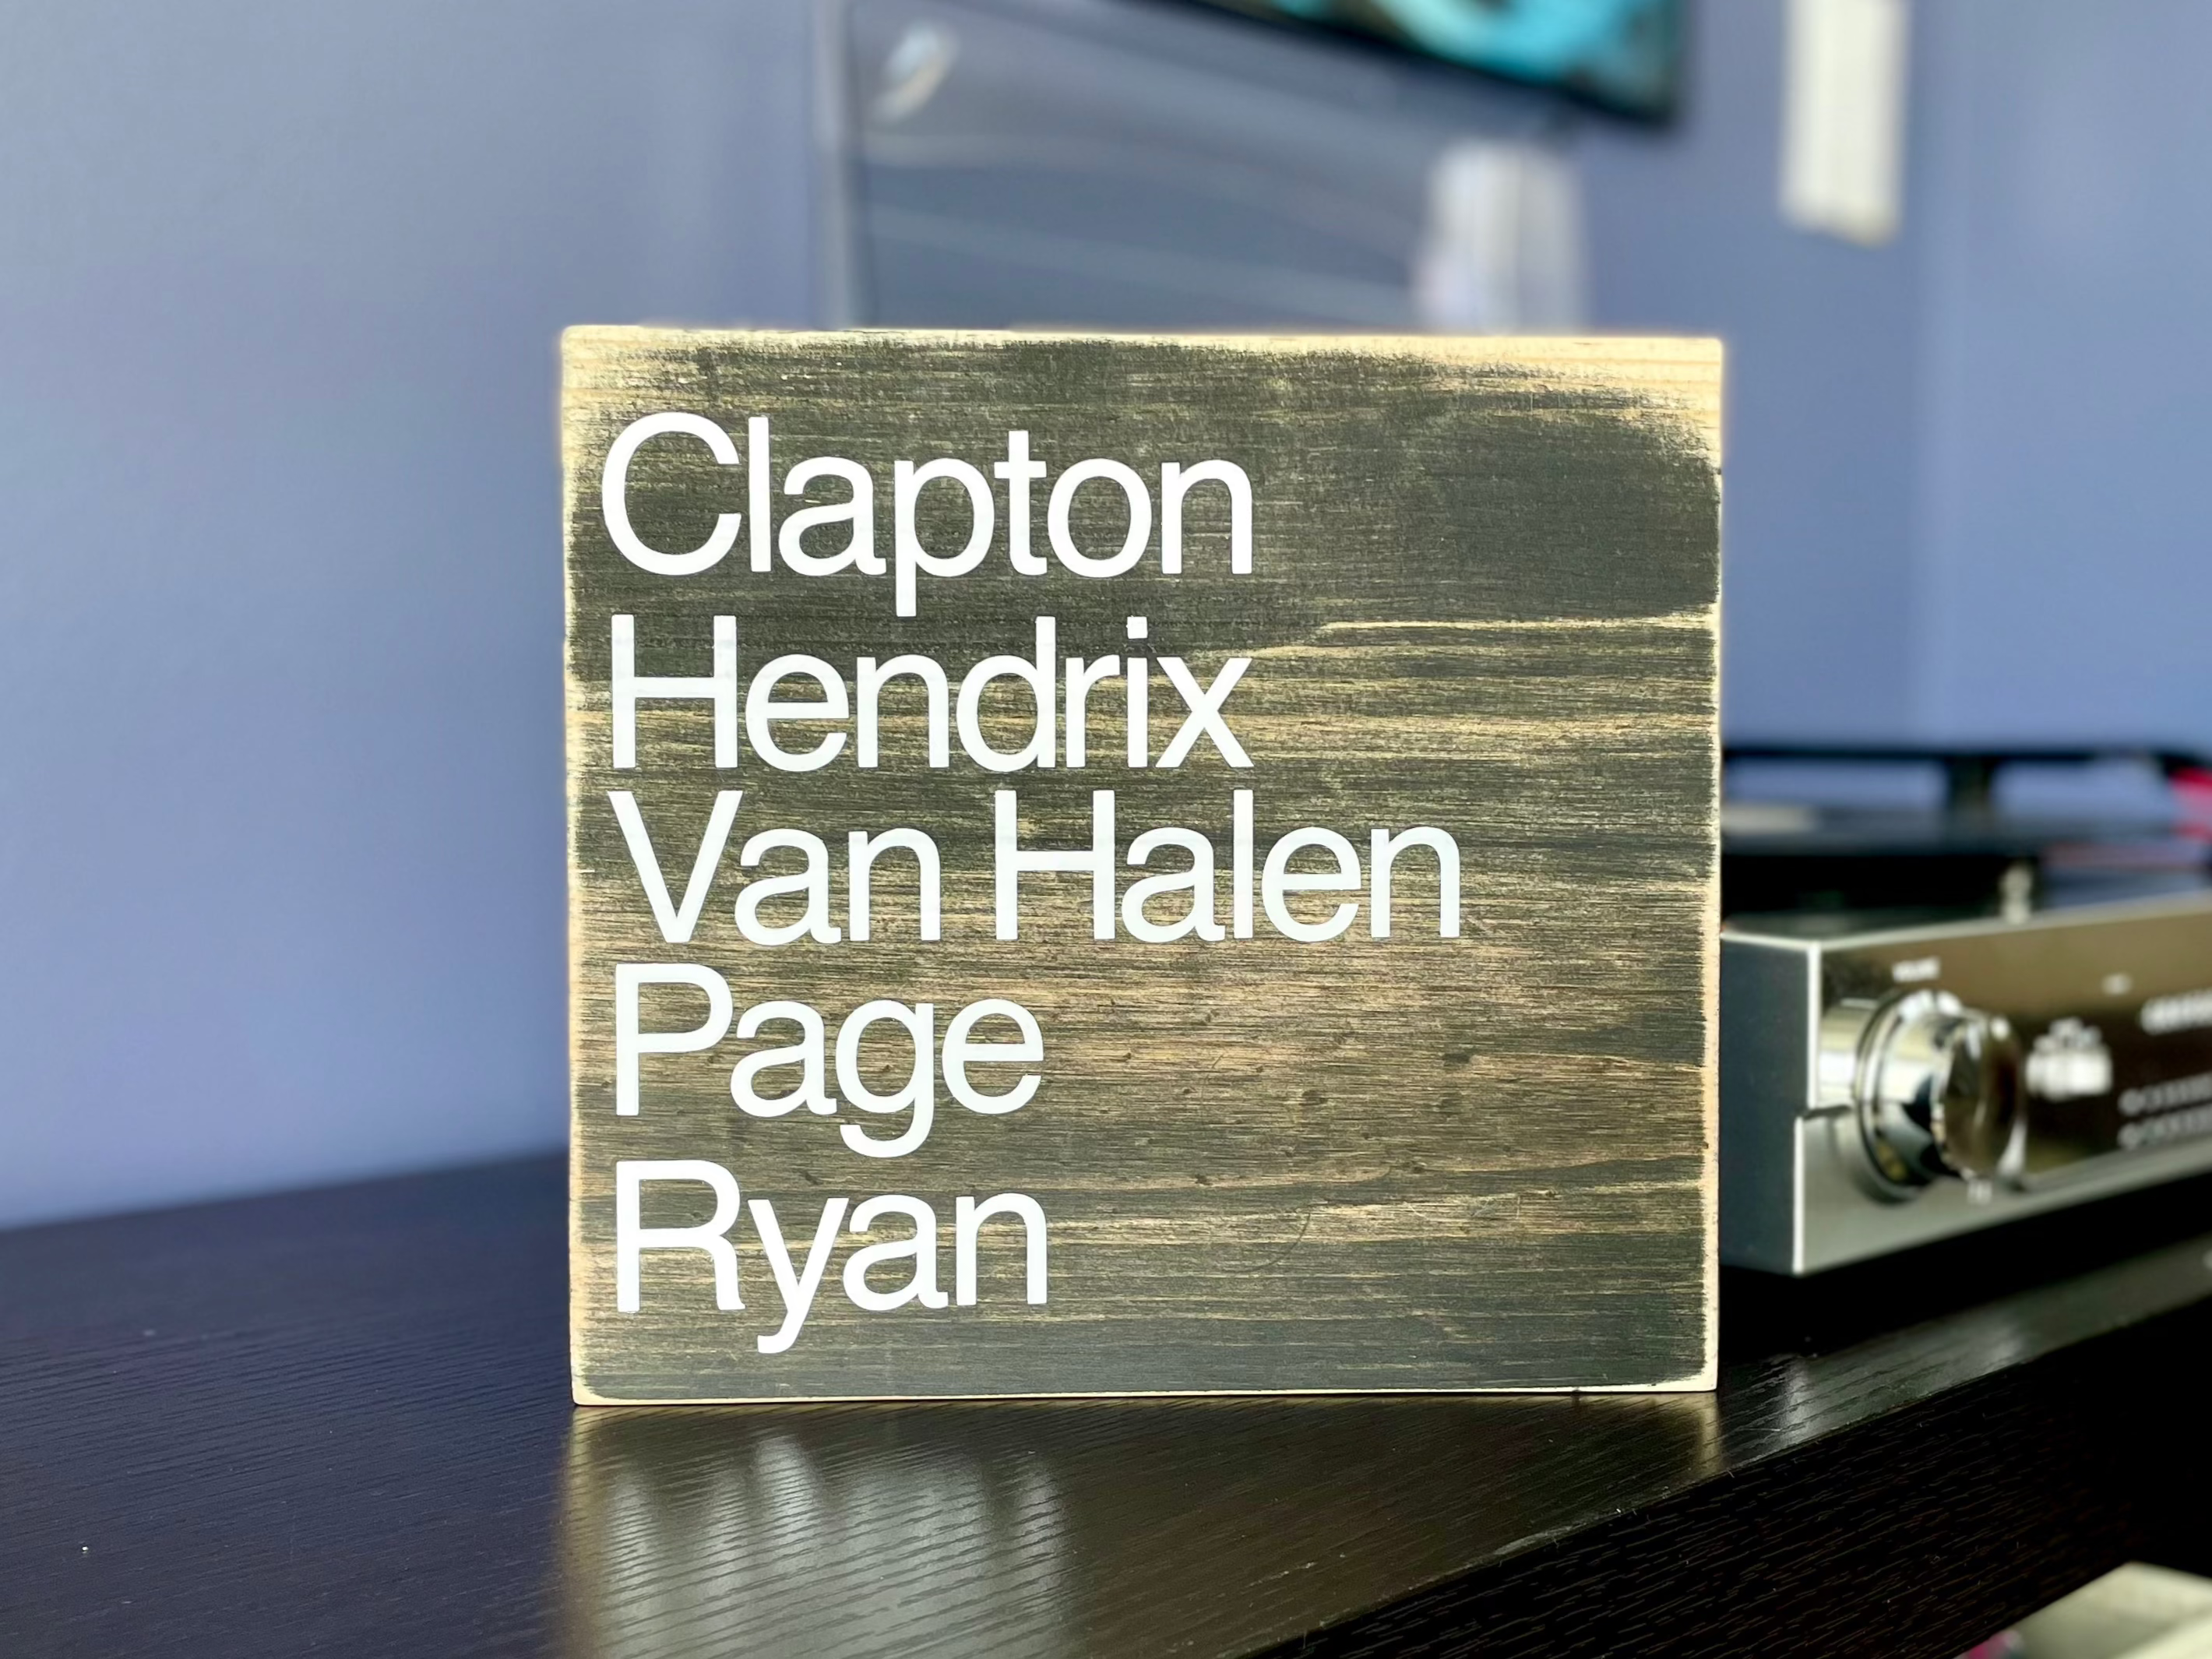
[563,329,1721,1400]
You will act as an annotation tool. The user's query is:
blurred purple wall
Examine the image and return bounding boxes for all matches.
[1580,0,1926,741]
[0,0,813,1224]
[1914,0,2212,748]
[4,0,2207,1225]
[1583,0,2212,752]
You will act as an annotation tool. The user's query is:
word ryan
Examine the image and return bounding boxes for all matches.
[617,1161,1046,1357]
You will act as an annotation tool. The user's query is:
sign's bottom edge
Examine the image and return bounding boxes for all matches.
[572,1373,1717,1405]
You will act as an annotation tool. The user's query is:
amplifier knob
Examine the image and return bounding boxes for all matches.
[1853,990,2024,1189]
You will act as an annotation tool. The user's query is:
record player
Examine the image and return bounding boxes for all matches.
[1720,745,2212,1274]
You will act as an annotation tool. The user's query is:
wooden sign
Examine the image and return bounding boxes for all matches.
[563,328,1721,1401]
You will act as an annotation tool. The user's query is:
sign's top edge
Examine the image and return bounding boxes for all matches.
[558,327,1725,467]
[561,323,1723,358]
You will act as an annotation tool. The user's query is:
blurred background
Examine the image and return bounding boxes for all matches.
[2,0,2206,1227]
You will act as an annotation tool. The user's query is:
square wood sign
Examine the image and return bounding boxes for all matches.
[563,328,1721,1402]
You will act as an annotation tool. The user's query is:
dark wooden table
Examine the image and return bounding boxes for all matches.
[5,1155,2211,1658]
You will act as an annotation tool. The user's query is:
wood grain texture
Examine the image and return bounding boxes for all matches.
[562,329,1723,1400]
[12,1158,2212,1657]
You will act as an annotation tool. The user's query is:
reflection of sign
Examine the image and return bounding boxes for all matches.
[556,1391,1720,1649]
[564,328,1722,1401]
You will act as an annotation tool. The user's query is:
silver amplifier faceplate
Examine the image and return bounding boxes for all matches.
[1721,894,2212,1274]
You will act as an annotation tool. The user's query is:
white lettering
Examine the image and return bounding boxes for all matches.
[1048,458,1151,578]
[745,654,848,773]
[607,789,741,944]
[616,1160,743,1311]
[942,999,1043,1115]
[1062,653,1121,768]
[601,414,741,576]
[614,963,732,1116]
[856,654,949,770]
[1232,787,1255,939]
[1263,827,1362,942]
[836,1000,936,1157]
[1369,825,1461,939]
[611,614,738,770]
[956,1193,1049,1305]
[1155,657,1253,769]
[847,827,942,942]
[2143,989,2212,1035]
[778,455,881,575]
[730,1001,837,1117]
[995,430,1049,576]
[995,789,1116,941]
[1122,826,1225,942]
[1160,459,1252,575]
[734,830,842,946]
[843,1194,949,1311]
[893,458,993,617]
[749,1196,848,1352]
[956,616,1057,773]
[747,416,772,572]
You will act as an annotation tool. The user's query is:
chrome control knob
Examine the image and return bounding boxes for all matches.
[1851,991,2023,1189]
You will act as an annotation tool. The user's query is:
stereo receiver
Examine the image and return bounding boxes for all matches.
[1723,896,2212,1273]
[1720,745,2212,1274]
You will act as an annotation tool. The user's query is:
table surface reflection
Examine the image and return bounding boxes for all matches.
[5,1155,2211,1657]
